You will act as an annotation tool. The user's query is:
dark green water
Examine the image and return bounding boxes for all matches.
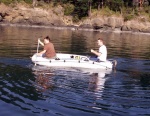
[0,25,150,116]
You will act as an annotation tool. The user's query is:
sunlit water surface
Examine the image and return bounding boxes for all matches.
[0,26,150,116]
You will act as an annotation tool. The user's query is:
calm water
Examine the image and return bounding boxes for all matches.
[0,25,150,116]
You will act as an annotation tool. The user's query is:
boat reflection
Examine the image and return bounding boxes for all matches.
[32,67,55,92]
[88,69,112,100]
[31,65,112,97]
[89,73,105,91]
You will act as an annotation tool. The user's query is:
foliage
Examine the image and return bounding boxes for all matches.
[107,0,124,12]
[122,7,136,21]
[143,6,150,14]
[0,0,150,22]
[0,0,32,4]
[100,7,115,16]
[64,3,74,16]
[23,0,32,4]
[124,14,134,21]
[73,0,88,19]
[72,15,80,22]
[0,0,15,5]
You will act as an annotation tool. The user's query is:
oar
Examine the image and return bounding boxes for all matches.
[35,38,40,66]
[37,38,40,54]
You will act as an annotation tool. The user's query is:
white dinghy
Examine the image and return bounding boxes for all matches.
[31,53,115,69]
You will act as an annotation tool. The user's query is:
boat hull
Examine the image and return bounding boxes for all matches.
[31,53,113,69]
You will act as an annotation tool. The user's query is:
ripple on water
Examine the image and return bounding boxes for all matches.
[0,63,150,115]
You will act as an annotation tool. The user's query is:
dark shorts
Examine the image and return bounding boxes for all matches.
[42,53,46,57]
[90,57,104,62]
[90,57,98,62]
[42,53,56,59]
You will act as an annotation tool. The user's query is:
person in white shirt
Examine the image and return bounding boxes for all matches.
[91,38,107,61]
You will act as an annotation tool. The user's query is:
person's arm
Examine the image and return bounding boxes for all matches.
[38,39,44,46]
[38,50,46,55]
[91,49,101,57]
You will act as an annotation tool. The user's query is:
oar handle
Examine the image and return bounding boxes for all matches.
[37,38,40,54]
[35,38,40,66]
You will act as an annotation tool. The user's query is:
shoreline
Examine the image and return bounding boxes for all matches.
[0,23,150,35]
[1,3,150,35]
[1,23,150,35]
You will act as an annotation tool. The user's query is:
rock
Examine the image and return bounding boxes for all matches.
[0,3,11,16]
[50,19,65,26]
[46,14,65,26]
[62,16,73,25]
[89,17,124,30]
[3,16,13,22]
[12,16,24,23]
[91,18,104,29]
[131,28,140,32]
[9,11,19,19]
[53,5,64,16]
[79,24,93,29]
[123,20,150,32]
[101,26,114,31]
[141,27,150,33]
[121,25,131,31]
[107,17,123,28]
[107,17,116,28]
[80,19,93,29]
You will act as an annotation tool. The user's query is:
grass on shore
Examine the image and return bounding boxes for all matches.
[91,6,150,22]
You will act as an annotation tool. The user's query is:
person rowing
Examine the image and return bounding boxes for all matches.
[91,38,107,62]
[32,37,115,69]
[37,36,56,59]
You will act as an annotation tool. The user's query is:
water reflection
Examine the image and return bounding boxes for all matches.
[70,31,88,54]
[140,73,150,87]
[87,69,113,107]
[33,70,54,92]
[89,73,106,92]
[32,65,113,102]
[30,66,114,114]
[0,26,150,59]
[0,25,150,115]
[0,63,45,113]
[0,61,150,115]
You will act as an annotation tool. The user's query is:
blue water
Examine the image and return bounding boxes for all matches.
[0,25,150,116]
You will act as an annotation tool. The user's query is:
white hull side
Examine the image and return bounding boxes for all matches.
[31,53,113,69]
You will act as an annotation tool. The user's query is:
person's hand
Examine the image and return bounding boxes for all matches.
[36,53,39,56]
[91,49,94,53]
[38,38,41,43]
[38,38,44,46]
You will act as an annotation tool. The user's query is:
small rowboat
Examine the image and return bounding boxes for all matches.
[31,53,115,69]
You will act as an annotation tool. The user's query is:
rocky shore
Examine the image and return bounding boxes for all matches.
[0,3,150,33]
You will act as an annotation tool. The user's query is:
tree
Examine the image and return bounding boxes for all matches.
[73,0,88,19]
[139,0,144,7]
[88,0,92,17]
